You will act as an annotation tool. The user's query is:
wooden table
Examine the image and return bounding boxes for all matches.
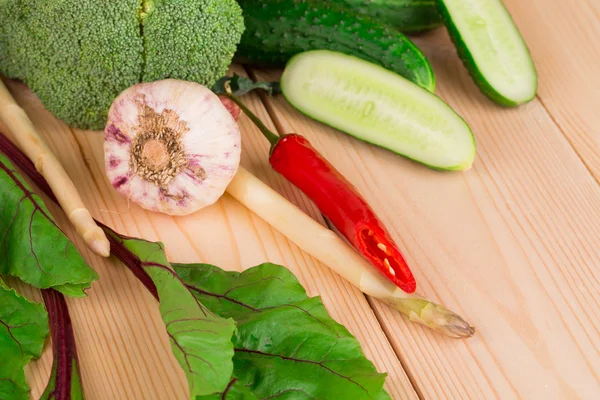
[4,0,599,398]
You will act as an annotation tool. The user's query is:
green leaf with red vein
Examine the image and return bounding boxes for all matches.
[105,229,236,398]
[0,155,98,297]
[177,263,390,400]
[0,284,49,400]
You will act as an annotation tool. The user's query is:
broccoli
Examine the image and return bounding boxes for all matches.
[0,0,244,130]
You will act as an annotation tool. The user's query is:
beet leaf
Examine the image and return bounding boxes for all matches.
[176,263,391,400]
[0,154,98,297]
[104,227,236,397]
[199,379,258,400]
[0,283,49,400]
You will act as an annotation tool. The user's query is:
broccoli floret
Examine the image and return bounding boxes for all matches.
[0,0,244,130]
[143,0,244,85]
[0,1,143,130]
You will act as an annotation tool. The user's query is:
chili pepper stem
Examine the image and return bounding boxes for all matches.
[224,80,280,146]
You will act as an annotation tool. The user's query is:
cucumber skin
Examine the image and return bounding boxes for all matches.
[236,0,435,92]
[281,51,476,171]
[332,0,443,33]
[436,0,537,107]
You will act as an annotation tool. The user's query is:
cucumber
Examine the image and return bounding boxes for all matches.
[281,50,475,170]
[332,0,443,33]
[235,0,435,92]
[437,0,537,106]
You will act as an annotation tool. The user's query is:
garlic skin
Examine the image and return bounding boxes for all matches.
[104,79,241,215]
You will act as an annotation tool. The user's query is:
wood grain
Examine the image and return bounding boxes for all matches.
[1,78,415,399]
[1,1,599,398]
[503,0,600,180]
[250,21,600,398]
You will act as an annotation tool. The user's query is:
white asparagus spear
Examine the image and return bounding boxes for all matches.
[0,79,110,257]
[227,167,475,338]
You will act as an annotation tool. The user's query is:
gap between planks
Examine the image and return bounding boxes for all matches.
[535,94,600,190]
[502,0,600,182]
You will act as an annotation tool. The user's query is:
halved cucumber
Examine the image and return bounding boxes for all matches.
[437,0,537,106]
[281,50,475,171]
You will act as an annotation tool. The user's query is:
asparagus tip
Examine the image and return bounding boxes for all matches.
[381,295,475,339]
[427,307,476,339]
[85,230,111,257]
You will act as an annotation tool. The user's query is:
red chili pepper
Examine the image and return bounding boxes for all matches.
[224,83,416,293]
[270,134,416,292]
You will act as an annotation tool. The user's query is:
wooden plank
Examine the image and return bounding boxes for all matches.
[1,79,417,399]
[250,22,600,397]
[502,0,600,179]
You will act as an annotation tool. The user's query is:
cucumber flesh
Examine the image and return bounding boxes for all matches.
[438,0,537,106]
[281,50,475,171]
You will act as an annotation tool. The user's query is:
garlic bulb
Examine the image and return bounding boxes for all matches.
[104,79,241,215]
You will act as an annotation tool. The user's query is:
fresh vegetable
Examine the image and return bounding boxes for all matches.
[102,77,470,334]
[0,275,83,400]
[227,167,475,338]
[437,0,537,106]
[235,0,436,91]
[333,0,443,32]
[4,109,474,339]
[0,131,93,399]
[40,289,85,400]
[107,229,390,399]
[0,0,245,130]
[104,80,241,215]
[272,135,417,291]
[225,83,416,293]
[2,130,393,397]
[220,84,472,336]
[104,226,237,397]
[2,129,391,398]
[176,263,390,399]
[0,79,110,257]
[0,154,99,297]
[281,50,476,170]
[107,224,392,399]
[0,284,49,400]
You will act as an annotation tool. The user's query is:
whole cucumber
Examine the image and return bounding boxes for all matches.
[235,0,435,92]
[332,0,442,33]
